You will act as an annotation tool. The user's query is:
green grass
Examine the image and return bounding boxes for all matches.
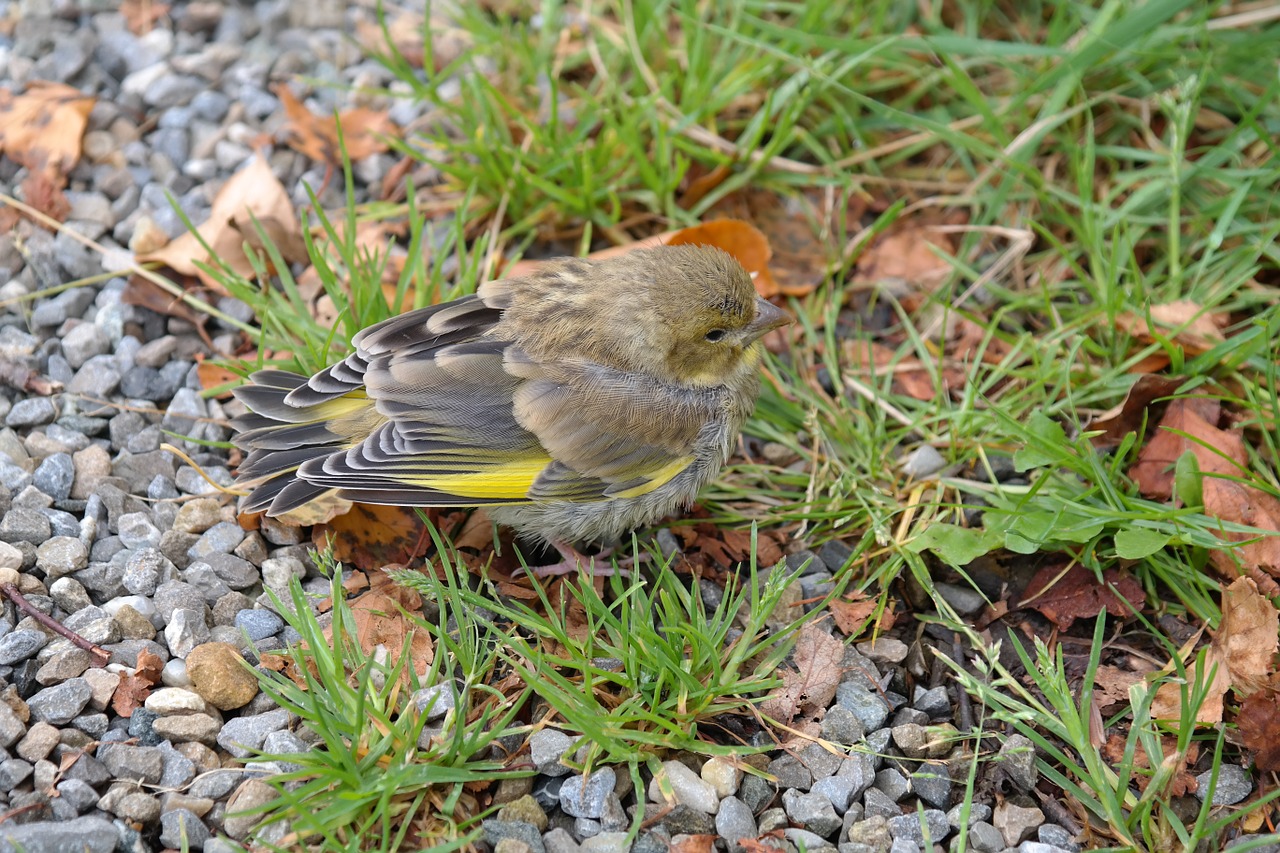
[188,0,1280,849]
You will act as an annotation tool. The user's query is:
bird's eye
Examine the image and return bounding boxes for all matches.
[705,329,726,342]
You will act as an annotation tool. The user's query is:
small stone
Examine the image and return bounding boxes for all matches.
[528,729,575,777]
[856,638,908,664]
[650,760,718,814]
[887,809,948,846]
[216,708,290,758]
[911,762,951,809]
[835,682,890,732]
[99,743,165,784]
[1195,764,1252,805]
[223,779,277,839]
[912,685,951,719]
[715,795,757,843]
[164,607,210,659]
[1037,824,1080,851]
[873,768,910,802]
[560,767,615,819]
[782,789,841,838]
[151,712,221,746]
[159,808,210,849]
[35,536,88,578]
[901,445,946,479]
[185,641,258,710]
[496,795,548,833]
[27,678,91,725]
[862,787,899,820]
[820,705,864,744]
[847,816,892,849]
[766,753,813,791]
[998,734,1038,792]
[700,755,742,797]
[969,821,1004,853]
[32,453,75,501]
[993,801,1045,847]
[0,630,49,665]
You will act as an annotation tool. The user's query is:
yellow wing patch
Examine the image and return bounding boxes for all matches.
[402,456,552,500]
[608,456,695,499]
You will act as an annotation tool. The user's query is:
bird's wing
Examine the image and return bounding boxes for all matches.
[292,310,715,506]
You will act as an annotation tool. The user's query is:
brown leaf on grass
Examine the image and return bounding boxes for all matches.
[139,155,307,293]
[276,85,400,166]
[1101,733,1199,795]
[828,592,878,637]
[759,622,844,724]
[1130,398,1280,586]
[1088,375,1186,449]
[354,10,472,72]
[1128,397,1223,500]
[843,338,936,401]
[335,588,435,680]
[1116,300,1228,355]
[0,82,95,185]
[1236,687,1280,771]
[853,219,957,289]
[121,0,169,34]
[1151,577,1277,723]
[110,648,164,718]
[1092,664,1148,710]
[1018,564,1145,632]
[313,503,433,572]
[707,189,843,297]
[194,361,240,396]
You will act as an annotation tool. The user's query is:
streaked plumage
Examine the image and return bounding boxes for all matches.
[231,245,789,572]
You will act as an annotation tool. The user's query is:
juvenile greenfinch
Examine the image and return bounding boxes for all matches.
[231,245,790,574]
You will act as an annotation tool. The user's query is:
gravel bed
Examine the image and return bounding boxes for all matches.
[0,2,1266,852]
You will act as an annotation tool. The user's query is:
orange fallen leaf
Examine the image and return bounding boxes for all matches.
[195,361,241,396]
[1088,375,1187,449]
[1116,300,1228,355]
[140,155,307,292]
[110,648,165,718]
[828,592,878,637]
[276,85,400,165]
[0,81,95,186]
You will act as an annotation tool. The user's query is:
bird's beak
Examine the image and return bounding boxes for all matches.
[746,298,792,341]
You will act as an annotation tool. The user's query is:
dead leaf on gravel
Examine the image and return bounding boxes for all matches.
[1236,686,1280,771]
[313,503,433,571]
[1151,577,1277,723]
[139,154,307,292]
[1093,664,1149,710]
[828,592,878,637]
[669,835,716,853]
[276,85,400,165]
[0,81,95,185]
[335,588,434,681]
[760,622,844,725]
[110,648,164,717]
[1018,564,1145,632]
[1116,300,1228,355]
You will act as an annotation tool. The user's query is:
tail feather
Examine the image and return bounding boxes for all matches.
[233,369,371,516]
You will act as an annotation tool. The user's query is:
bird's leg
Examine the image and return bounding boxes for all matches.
[531,541,619,577]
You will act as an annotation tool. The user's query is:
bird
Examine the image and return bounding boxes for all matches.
[230,244,791,575]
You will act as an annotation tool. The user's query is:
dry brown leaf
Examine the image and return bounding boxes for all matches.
[1018,564,1145,632]
[0,82,95,185]
[828,593,877,637]
[1116,300,1228,355]
[669,835,716,853]
[1129,397,1223,500]
[332,588,434,682]
[19,172,71,224]
[1131,397,1280,586]
[110,648,164,718]
[1088,375,1186,449]
[759,622,844,724]
[313,503,433,571]
[853,219,956,288]
[140,155,307,292]
[354,10,472,72]
[1236,686,1280,771]
[1092,664,1147,709]
[1152,577,1277,723]
[276,85,400,165]
[195,361,240,396]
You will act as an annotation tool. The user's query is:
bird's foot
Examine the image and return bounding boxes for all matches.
[527,543,648,578]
